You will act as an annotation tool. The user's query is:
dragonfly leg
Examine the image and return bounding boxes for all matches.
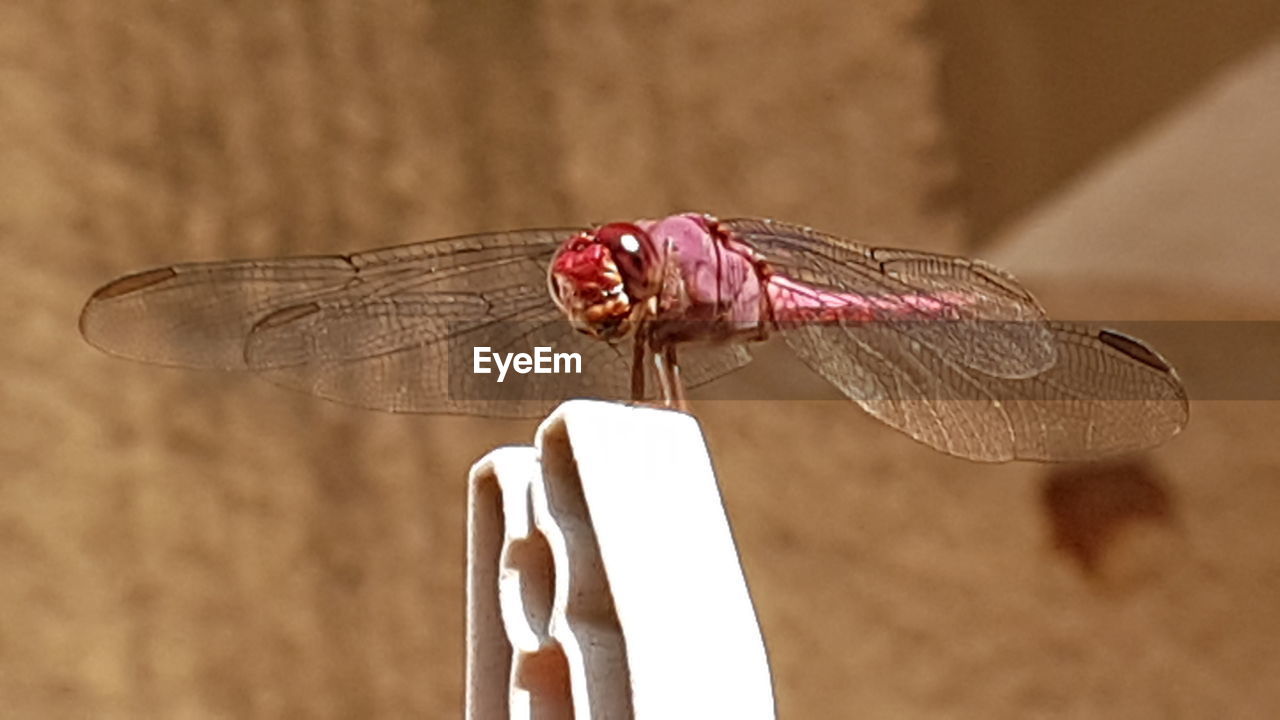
[630,336,646,401]
[666,344,688,411]
[653,343,689,412]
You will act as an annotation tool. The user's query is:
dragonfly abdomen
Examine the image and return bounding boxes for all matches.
[765,274,964,328]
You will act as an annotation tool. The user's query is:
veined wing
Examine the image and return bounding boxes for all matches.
[80,228,752,416]
[723,218,1187,461]
[80,229,584,415]
[724,217,1057,378]
[783,318,1187,461]
[249,307,752,418]
[80,229,584,369]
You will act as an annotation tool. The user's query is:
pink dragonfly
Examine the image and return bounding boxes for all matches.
[80,212,1188,461]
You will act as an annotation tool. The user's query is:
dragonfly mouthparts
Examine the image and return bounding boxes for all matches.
[549,233,635,339]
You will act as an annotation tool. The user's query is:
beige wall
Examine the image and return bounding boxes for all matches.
[935,0,1280,242]
[2,1,1278,717]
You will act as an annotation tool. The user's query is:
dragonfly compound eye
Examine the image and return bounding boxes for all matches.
[595,223,660,300]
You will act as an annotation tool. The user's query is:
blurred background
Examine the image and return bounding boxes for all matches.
[3,1,1280,717]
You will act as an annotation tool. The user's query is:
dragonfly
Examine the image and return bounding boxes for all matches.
[79,212,1188,462]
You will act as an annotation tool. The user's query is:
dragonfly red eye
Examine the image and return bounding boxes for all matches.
[595,223,659,299]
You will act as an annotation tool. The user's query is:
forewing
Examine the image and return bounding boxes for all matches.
[80,228,582,369]
[80,257,355,369]
[724,217,1057,378]
[80,227,753,416]
[80,229,588,414]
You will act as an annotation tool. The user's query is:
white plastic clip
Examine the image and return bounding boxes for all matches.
[466,400,775,719]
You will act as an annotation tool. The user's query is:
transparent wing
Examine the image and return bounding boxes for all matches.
[255,303,636,417]
[725,218,1187,461]
[80,229,583,369]
[724,217,1058,378]
[252,307,752,418]
[80,228,752,417]
[783,318,1188,461]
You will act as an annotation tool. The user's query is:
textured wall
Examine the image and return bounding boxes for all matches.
[3,1,1279,718]
[933,0,1280,242]
[1,1,955,717]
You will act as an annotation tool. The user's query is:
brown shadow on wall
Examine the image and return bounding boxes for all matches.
[927,1,1280,245]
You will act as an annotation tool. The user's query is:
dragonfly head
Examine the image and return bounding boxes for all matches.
[548,223,662,340]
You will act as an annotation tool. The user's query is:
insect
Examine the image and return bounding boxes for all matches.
[80,212,1188,461]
